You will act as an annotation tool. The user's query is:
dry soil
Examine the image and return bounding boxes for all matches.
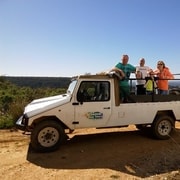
[0,123,180,180]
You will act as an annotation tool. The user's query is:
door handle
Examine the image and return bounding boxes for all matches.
[72,102,79,105]
[103,107,110,109]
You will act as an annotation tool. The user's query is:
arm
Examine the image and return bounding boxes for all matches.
[109,67,125,78]
[165,69,174,79]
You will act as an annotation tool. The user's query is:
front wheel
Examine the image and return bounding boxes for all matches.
[152,115,175,140]
[31,120,66,152]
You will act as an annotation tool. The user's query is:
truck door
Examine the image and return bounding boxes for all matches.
[73,81,111,128]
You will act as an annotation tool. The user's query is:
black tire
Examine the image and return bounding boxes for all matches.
[31,120,66,152]
[152,115,175,140]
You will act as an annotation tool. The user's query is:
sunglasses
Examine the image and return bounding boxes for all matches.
[157,63,163,65]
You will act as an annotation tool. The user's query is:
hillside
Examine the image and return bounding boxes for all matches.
[4,76,71,88]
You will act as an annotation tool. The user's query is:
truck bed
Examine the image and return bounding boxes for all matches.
[129,94,180,103]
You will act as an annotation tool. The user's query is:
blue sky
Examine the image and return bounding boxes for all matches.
[0,0,180,77]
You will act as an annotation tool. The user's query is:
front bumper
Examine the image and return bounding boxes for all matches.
[16,116,26,131]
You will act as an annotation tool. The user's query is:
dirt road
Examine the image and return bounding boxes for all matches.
[0,123,180,180]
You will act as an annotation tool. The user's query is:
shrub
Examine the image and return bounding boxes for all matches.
[0,76,67,129]
[0,115,14,129]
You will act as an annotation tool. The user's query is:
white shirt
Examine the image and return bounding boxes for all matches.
[136,66,150,85]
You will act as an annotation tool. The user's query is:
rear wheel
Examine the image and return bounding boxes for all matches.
[152,115,175,140]
[31,120,66,152]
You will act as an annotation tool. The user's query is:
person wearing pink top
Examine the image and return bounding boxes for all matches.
[153,60,174,95]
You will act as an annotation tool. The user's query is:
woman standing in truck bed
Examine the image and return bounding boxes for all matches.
[153,60,174,95]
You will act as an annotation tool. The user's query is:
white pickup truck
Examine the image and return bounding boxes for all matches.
[16,73,180,152]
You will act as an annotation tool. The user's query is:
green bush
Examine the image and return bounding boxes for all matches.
[0,115,14,129]
[0,77,67,129]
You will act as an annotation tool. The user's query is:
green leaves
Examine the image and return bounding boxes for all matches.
[0,78,66,129]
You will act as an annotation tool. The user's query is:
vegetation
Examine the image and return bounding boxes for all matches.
[4,76,71,88]
[0,76,67,129]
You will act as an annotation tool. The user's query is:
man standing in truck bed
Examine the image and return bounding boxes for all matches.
[111,54,136,102]
[136,58,150,95]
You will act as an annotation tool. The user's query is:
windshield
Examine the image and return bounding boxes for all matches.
[67,80,77,94]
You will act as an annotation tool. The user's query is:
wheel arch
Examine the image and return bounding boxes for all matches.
[153,110,176,124]
[31,115,69,130]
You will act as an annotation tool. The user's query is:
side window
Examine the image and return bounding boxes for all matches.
[77,81,110,102]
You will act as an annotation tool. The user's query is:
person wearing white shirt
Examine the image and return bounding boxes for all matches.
[136,58,150,95]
